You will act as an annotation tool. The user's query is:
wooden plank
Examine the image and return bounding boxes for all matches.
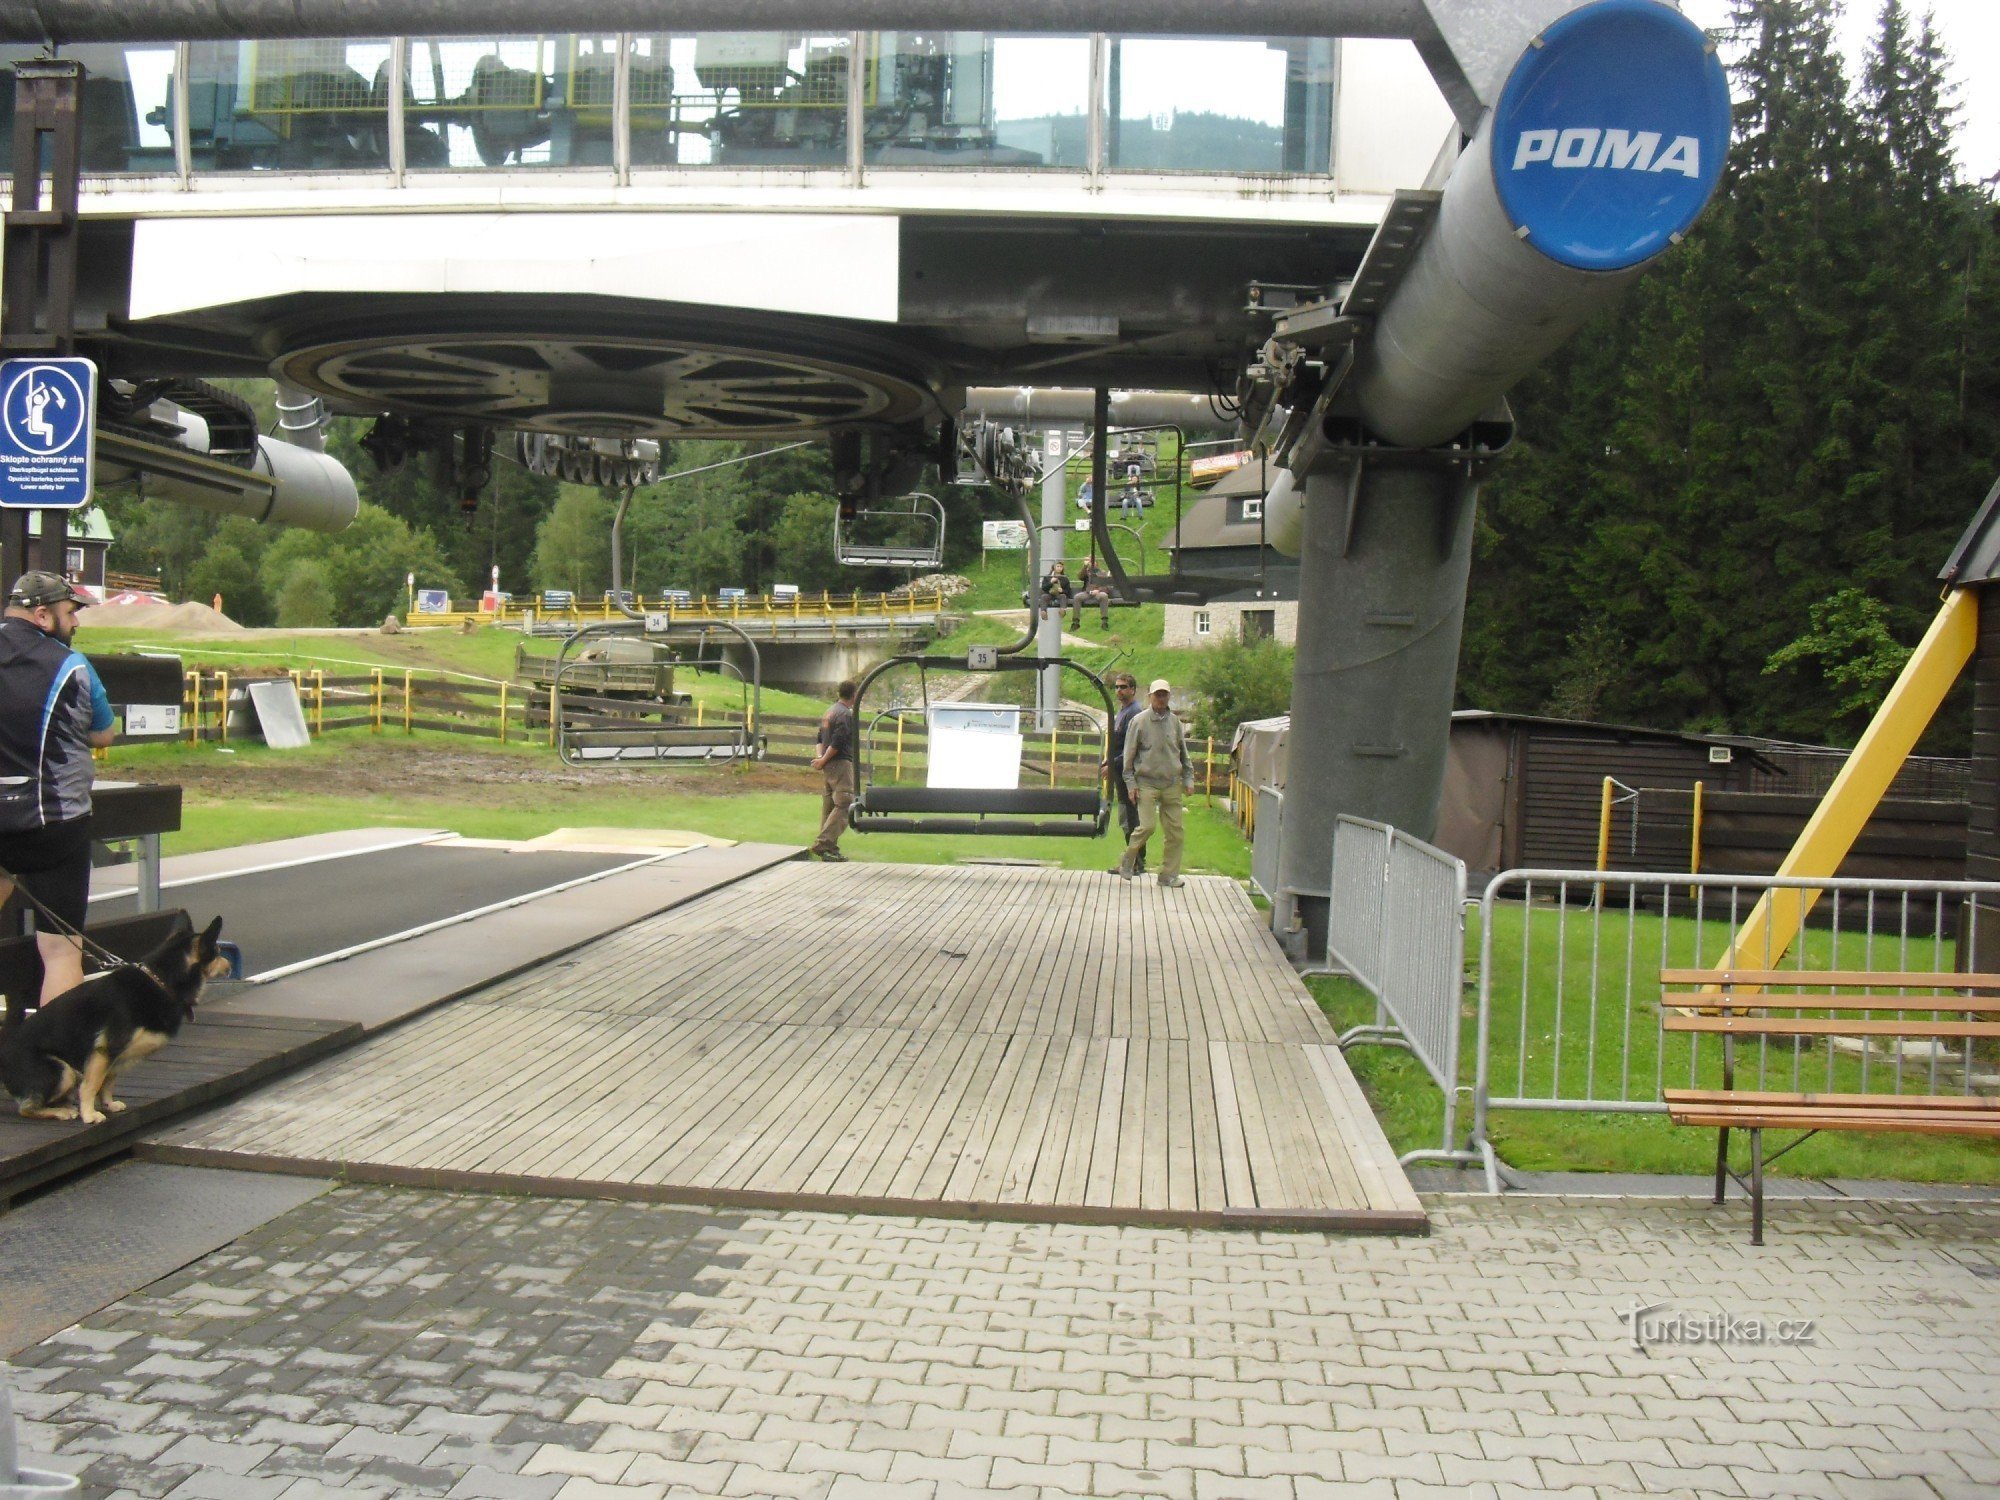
[1667,1108,2000,1135]
[1186,1041,1225,1212]
[1660,969,2000,988]
[1207,1042,1257,1207]
[1302,1045,1425,1217]
[1664,994,2000,1012]
[833,1025,980,1200]
[1664,1088,2000,1110]
[1663,1017,2000,1038]
[1083,1038,1129,1208]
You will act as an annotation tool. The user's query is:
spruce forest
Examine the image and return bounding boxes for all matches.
[1459,0,1999,750]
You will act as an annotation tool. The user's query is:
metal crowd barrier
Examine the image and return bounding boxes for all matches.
[1249,786,1284,901]
[1471,868,2000,1189]
[1326,818,1479,1177]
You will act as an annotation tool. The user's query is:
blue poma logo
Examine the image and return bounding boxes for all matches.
[1490,0,1732,272]
[1510,128,1703,179]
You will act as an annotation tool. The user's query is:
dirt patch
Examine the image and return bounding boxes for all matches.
[90,600,244,633]
[118,739,812,804]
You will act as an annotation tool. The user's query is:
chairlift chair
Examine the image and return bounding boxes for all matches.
[834,491,946,570]
[848,652,1112,836]
[552,622,766,766]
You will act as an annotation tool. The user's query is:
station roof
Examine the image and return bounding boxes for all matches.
[1937,475,2000,588]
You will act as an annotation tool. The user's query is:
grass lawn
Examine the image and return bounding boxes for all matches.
[1311,898,2000,1185]
[108,731,1248,877]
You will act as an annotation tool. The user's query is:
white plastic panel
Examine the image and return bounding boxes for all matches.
[128,212,902,322]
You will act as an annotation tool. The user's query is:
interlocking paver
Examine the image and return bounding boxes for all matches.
[7,1188,1997,1500]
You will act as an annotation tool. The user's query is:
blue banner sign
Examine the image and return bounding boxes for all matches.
[1491,0,1731,273]
[0,357,97,509]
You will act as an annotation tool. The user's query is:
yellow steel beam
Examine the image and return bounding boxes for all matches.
[1723,587,1979,972]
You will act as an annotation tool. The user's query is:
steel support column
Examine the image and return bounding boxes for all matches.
[1275,454,1479,958]
[0,58,82,591]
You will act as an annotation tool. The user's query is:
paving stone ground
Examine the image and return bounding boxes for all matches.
[6,1186,1998,1500]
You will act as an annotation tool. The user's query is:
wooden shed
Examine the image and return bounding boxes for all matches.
[1438,711,1776,883]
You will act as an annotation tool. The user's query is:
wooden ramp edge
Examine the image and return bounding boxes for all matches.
[0,1012,361,1205]
[136,1143,1431,1234]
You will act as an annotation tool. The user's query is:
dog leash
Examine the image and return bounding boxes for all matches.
[0,858,141,974]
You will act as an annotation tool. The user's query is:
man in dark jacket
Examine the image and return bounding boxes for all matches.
[810,680,859,862]
[1102,673,1145,873]
[0,572,116,1006]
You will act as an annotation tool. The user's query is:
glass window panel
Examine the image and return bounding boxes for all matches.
[0,45,179,174]
[184,38,393,171]
[862,33,1089,168]
[632,34,851,168]
[405,35,620,169]
[1107,37,1334,174]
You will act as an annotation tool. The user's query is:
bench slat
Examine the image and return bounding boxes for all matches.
[1661,995,2000,1012]
[1666,1107,2000,1136]
[1665,1089,2000,1111]
[1658,968,2000,989]
[1662,1015,2000,1038]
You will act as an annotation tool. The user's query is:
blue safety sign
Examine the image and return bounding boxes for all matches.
[0,356,97,509]
[1490,0,1731,273]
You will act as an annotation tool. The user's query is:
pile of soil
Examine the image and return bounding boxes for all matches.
[89,600,244,633]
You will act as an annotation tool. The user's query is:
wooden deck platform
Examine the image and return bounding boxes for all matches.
[0,1011,359,1206]
[148,865,1426,1232]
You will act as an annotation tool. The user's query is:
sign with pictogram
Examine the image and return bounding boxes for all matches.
[0,357,97,509]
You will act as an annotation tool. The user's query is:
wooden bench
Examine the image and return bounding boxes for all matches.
[1660,968,2000,1243]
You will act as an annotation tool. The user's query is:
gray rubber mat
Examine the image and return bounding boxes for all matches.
[91,845,639,976]
[0,1162,332,1356]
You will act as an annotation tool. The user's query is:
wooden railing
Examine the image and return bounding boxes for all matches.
[145,667,1230,795]
[403,587,952,629]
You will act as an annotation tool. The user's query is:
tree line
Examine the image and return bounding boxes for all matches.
[1460,0,1998,751]
[103,399,998,627]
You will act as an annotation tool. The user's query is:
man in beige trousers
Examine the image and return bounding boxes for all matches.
[1116,678,1194,888]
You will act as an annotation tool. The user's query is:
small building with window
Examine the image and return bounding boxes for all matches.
[28,507,113,598]
[1160,461,1297,647]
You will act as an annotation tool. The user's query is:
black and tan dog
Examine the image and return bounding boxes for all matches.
[0,914,228,1125]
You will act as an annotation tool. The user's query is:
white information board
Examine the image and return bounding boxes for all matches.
[981,519,1029,551]
[122,703,181,739]
[926,704,1022,790]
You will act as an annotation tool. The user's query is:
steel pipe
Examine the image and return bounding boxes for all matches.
[0,0,1428,43]
[966,387,1233,435]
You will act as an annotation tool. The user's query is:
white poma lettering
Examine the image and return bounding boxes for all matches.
[1511,127,1701,178]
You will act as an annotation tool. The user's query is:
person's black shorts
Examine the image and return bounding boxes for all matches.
[0,814,93,933]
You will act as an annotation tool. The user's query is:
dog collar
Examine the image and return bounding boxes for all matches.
[129,962,172,999]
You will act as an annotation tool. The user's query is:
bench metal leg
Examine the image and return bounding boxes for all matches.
[1713,1126,1730,1204]
[1750,1127,1764,1247]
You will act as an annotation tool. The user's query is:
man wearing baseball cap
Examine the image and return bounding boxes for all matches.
[1116,678,1195,888]
[0,571,116,1008]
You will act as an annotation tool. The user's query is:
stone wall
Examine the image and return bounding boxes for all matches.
[1161,599,1299,649]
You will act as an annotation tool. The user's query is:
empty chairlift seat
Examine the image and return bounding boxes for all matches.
[849,655,1111,836]
[834,492,946,570]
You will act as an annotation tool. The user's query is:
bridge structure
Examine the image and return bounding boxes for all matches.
[0,0,1732,955]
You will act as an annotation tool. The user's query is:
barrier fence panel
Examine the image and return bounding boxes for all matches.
[1249,786,1284,901]
[1473,868,2000,1188]
[1326,817,1472,1170]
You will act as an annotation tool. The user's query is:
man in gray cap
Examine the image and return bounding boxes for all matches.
[0,571,116,1007]
[1116,678,1195,888]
